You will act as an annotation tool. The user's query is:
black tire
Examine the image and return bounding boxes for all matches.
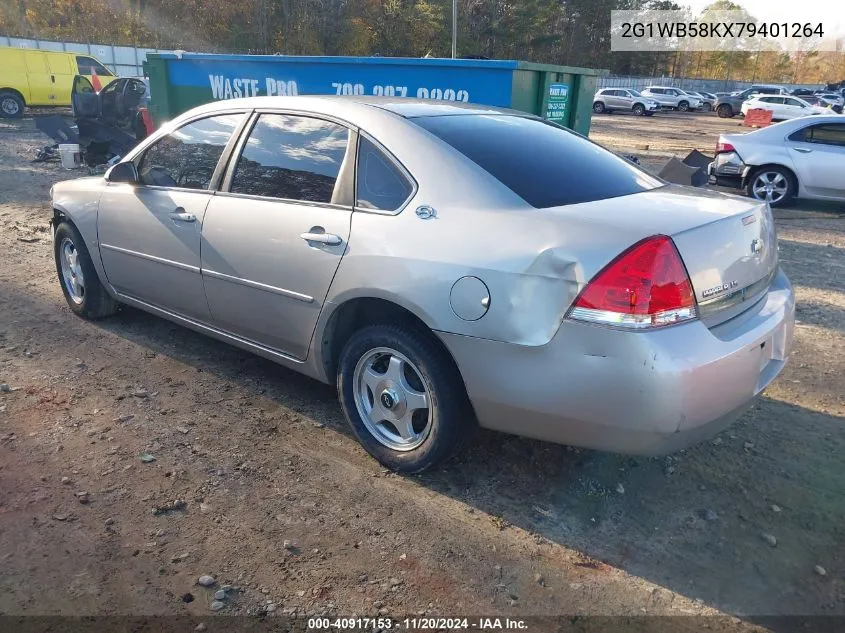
[678,100,690,112]
[54,221,118,319]
[0,91,24,119]
[632,103,645,116]
[745,166,796,208]
[337,323,474,473]
[717,104,734,118]
[592,101,605,114]
[702,102,712,112]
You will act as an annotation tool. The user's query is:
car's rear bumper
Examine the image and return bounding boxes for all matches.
[438,268,794,455]
[708,152,750,189]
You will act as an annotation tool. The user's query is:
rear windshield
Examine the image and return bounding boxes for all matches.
[411,114,661,208]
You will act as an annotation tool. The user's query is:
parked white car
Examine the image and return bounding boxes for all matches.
[708,115,845,206]
[592,88,660,116]
[741,95,828,121]
[641,86,701,112]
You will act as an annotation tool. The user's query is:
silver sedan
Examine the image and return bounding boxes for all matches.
[51,96,795,472]
[709,115,845,206]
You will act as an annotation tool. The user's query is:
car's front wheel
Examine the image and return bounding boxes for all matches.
[54,221,118,319]
[717,104,734,118]
[337,323,473,473]
[0,91,24,119]
[678,100,690,112]
[746,167,795,207]
[702,102,712,112]
[632,103,645,116]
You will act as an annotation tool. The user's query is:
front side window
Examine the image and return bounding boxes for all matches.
[413,114,661,209]
[76,56,113,77]
[356,137,413,212]
[137,113,244,189]
[230,114,351,204]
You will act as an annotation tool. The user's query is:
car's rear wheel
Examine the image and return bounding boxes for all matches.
[717,104,733,118]
[0,91,24,119]
[678,100,690,112]
[632,103,645,116]
[54,221,118,319]
[746,167,795,207]
[337,323,473,473]
[593,101,606,114]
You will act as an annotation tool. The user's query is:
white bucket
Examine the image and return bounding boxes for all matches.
[58,144,83,169]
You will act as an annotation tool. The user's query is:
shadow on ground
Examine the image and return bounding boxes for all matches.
[3,267,844,624]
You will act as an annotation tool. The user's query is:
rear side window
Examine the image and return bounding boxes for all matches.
[137,113,244,189]
[76,56,113,76]
[230,114,351,204]
[791,124,845,146]
[356,137,413,211]
[412,114,661,208]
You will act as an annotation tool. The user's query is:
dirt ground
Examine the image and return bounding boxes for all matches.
[1,111,844,629]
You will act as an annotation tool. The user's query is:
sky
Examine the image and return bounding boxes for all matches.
[682,0,845,42]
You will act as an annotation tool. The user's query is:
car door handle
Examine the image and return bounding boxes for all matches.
[170,209,196,222]
[300,231,342,246]
[792,147,813,153]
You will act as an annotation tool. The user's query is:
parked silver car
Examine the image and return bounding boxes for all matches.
[641,86,701,111]
[709,114,845,206]
[691,91,717,112]
[51,96,795,472]
[592,88,660,116]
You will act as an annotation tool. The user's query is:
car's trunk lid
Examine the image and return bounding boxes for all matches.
[545,185,778,325]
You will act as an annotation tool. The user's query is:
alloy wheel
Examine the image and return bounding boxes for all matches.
[60,238,85,305]
[353,347,432,451]
[751,171,789,204]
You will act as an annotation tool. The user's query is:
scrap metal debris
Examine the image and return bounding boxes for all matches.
[34,75,151,167]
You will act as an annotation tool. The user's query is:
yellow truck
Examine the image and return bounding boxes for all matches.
[0,46,117,118]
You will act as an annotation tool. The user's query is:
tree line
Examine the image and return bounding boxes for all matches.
[2,0,843,84]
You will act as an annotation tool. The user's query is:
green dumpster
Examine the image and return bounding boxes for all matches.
[144,54,607,136]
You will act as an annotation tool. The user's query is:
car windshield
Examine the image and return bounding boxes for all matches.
[411,114,662,209]
[627,89,642,96]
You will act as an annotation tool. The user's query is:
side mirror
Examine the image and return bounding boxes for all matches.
[106,161,138,184]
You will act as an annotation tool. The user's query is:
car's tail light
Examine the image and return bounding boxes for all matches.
[716,140,735,154]
[567,235,697,329]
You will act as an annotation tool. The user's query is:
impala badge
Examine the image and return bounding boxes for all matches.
[702,280,739,298]
[751,238,764,254]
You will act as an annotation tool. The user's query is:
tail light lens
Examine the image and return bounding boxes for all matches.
[716,140,735,154]
[568,235,697,329]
